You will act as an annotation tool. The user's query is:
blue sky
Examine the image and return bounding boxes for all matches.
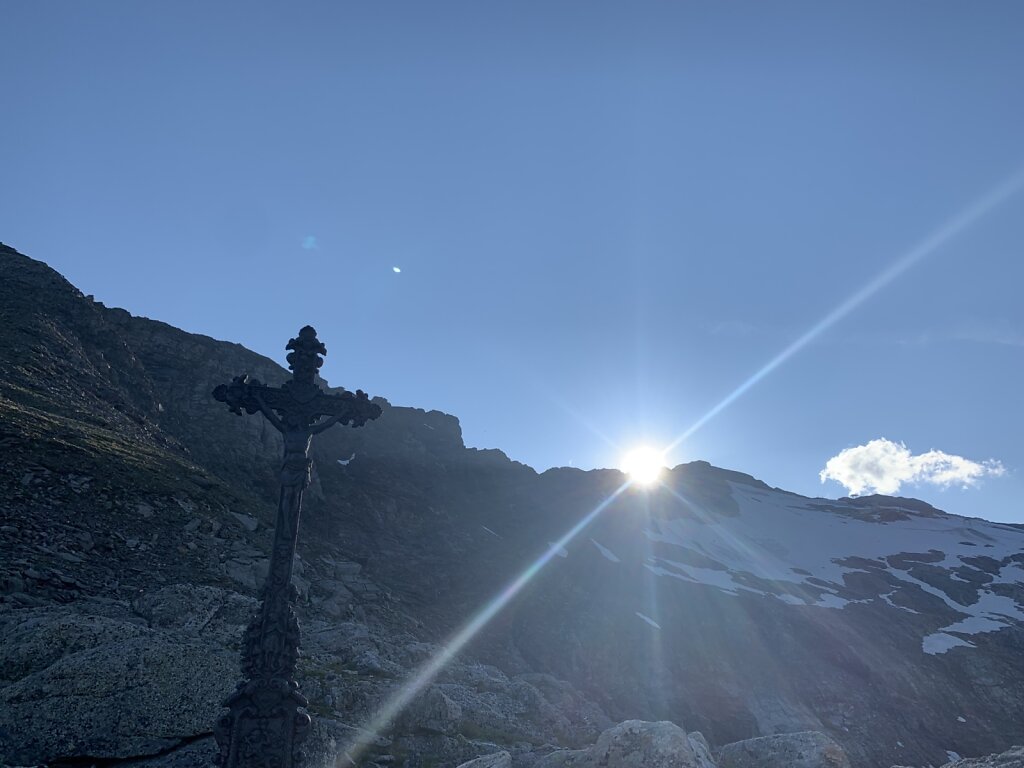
[2,2,1022,522]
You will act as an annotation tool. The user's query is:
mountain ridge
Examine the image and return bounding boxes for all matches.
[1,242,1023,768]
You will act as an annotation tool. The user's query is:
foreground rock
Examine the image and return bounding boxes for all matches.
[0,584,610,768]
[456,752,512,768]
[0,631,235,763]
[535,720,708,768]
[717,731,851,768]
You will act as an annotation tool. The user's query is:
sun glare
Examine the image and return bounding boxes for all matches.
[620,446,667,487]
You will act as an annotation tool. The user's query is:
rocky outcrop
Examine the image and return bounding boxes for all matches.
[717,731,851,768]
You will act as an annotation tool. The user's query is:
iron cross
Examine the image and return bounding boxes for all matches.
[211,325,382,768]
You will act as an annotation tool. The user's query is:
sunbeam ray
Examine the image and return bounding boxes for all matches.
[667,167,1024,453]
[336,482,631,765]
[637,492,668,712]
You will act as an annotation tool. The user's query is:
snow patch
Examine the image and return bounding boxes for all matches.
[923,590,1024,652]
[922,632,976,655]
[814,593,850,610]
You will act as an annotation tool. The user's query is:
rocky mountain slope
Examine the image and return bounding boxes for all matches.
[1,242,1022,768]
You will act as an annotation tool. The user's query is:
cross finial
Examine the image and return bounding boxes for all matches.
[286,325,326,385]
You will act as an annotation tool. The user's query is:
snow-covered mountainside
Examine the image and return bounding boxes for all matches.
[619,479,1024,654]
[1,242,1022,768]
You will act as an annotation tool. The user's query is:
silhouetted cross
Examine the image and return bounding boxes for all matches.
[211,326,381,768]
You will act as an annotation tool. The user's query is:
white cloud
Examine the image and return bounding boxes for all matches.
[820,438,1005,496]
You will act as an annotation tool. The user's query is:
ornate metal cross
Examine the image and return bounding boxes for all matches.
[211,326,382,768]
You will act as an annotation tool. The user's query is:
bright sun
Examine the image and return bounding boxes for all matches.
[620,446,667,487]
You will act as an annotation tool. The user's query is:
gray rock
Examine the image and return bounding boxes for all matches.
[718,731,850,768]
[131,583,256,644]
[0,635,236,764]
[457,751,513,768]
[891,749,1024,768]
[689,732,718,768]
[223,557,258,590]
[535,752,580,768]
[230,511,258,532]
[334,560,363,577]
[0,608,148,683]
[315,578,353,618]
[536,720,701,768]
[403,686,464,734]
[937,745,1024,768]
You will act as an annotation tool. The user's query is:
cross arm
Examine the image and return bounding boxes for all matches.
[212,374,272,416]
[307,389,382,431]
[212,375,382,432]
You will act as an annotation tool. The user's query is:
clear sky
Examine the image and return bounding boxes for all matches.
[2,2,1022,522]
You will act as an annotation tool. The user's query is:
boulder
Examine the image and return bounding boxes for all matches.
[536,719,706,768]
[718,731,850,768]
[456,751,513,768]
